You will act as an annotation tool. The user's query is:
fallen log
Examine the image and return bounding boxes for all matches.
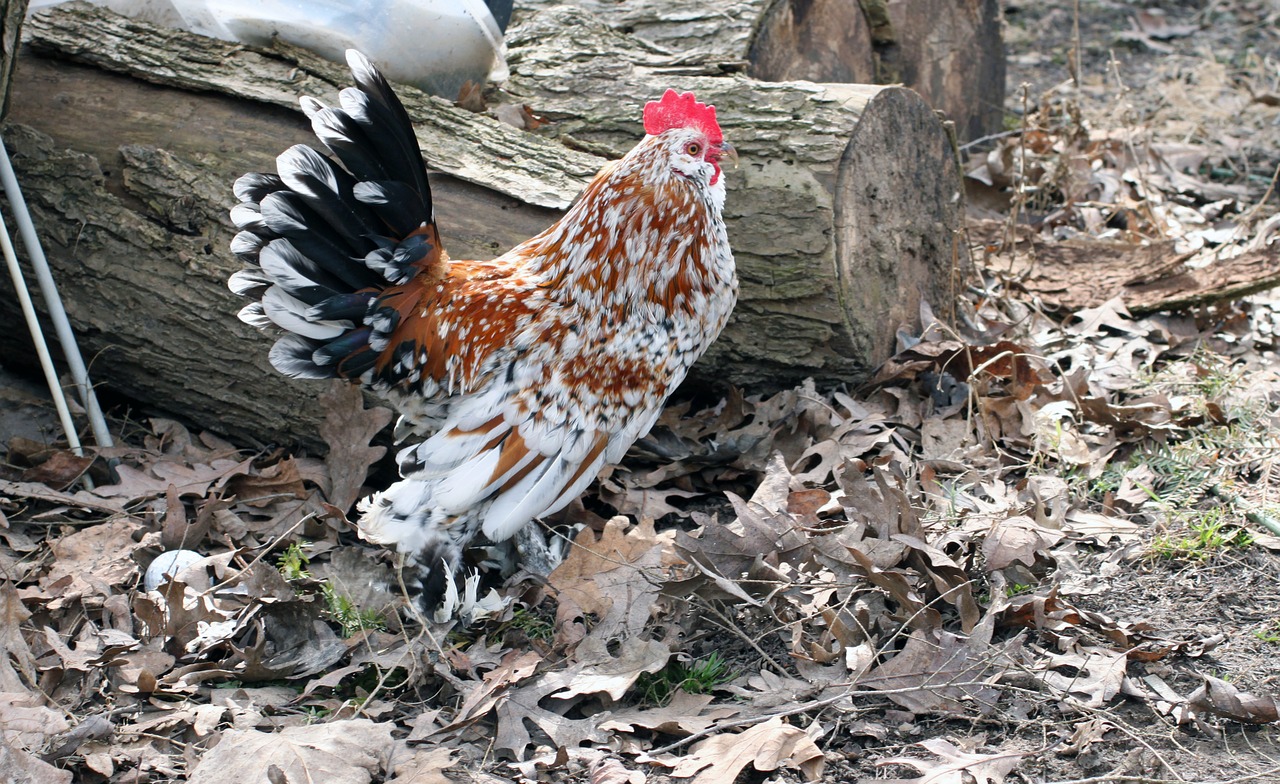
[517,0,1005,141]
[0,3,969,448]
[971,221,1280,315]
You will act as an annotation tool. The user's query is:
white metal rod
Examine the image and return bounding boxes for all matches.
[0,135,114,450]
[0,207,86,459]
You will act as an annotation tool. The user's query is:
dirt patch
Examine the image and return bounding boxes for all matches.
[999,0,1280,201]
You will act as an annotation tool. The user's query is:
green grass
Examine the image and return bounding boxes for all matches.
[303,705,332,723]
[496,605,556,643]
[350,665,409,696]
[636,652,735,706]
[277,541,312,580]
[322,584,386,637]
[1079,348,1274,519]
[277,540,385,637]
[1252,620,1280,645]
[1150,510,1253,562]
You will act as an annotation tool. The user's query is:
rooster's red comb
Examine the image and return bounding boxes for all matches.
[643,90,722,145]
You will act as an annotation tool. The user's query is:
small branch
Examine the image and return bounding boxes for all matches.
[1042,766,1280,784]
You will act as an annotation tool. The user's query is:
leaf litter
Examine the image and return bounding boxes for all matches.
[9,287,1280,782]
[5,6,1280,782]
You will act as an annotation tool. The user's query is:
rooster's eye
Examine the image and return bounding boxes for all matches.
[685,142,702,157]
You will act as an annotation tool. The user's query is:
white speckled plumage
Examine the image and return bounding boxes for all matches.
[231,55,737,609]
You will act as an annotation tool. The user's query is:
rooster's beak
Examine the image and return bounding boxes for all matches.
[718,141,738,169]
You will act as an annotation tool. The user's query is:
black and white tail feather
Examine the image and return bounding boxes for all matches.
[229,51,500,618]
[229,50,436,388]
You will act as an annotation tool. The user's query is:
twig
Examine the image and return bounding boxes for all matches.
[692,598,790,678]
[1208,484,1280,537]
[195,511,315,598]
[994,675,1187,782]
[1070,0,1083,88]
[959,129,1022,152]
[1042,765,1280,784]
[391,552,448,658]
[1002,83,1033,262]
[645,689,856,755]
[1039,773,1177,778]
[1237,161,1280,230]
[647,679,1005,755]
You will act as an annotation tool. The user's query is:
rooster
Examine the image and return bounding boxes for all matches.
[229,51,737,609]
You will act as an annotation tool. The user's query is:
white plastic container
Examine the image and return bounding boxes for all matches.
[171,0,507,99]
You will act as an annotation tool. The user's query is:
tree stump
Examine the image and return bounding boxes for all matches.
[0,3,969,449]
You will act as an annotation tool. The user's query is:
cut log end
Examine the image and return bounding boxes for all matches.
[836,87,971,363]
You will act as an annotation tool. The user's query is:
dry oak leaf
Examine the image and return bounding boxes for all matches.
[543,526,672,702]
[435,650,542,734]
[1058,718,1115,756]
[676,487,812,592]
[0,478,124,515]
[0,692,70,753]
[91,458,254,502]
[549,517,677,618]
[998,590,1133,650]
[0,582,37,692]
[224,457,310,507]
[667,717,825,784]
[493,677,612,759]
[0,734,72,784]
[1252,532,1280,551]
[982,516,1064,571]
[1132,9,1199,39]
[591,757,644,784]
[1061,509,1141,544]
[185,718,393,784]
[385,745,462,783]
[41,518,147,606]
[319,381,393,513]
[601,691,740,736]
[874,738,1023,783]
[860,628,1001,715]
[920,418,974,462]
[599,482,704,523]
[544,632,671,702]
[1188,676,1280,724]
[1039,649,1127,709]
[40,626,110,674]
[894,533,981,632]
[20,449,94,490]
[549,516,675,650]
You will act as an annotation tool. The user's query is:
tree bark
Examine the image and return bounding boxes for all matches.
[0,0,25,120]
[873,0,1005,143]
[0,3,969,448]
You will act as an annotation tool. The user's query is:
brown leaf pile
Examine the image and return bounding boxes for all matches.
[7,281,1280,782]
